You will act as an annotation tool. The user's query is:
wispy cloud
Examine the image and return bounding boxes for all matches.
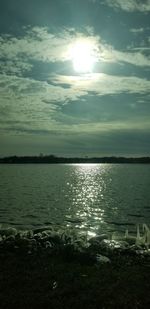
[0,26,149,142]
[130,28,144,33]
[0,71,149,136]
[103,47,150,67]
[52,73,150,96]
[0,26,149,79]
[0,27,100,76]
[104,0,150,12]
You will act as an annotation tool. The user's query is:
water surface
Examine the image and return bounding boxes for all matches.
[0,164,150,235]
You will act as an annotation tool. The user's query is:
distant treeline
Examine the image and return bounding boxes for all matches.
[0,155,150,164]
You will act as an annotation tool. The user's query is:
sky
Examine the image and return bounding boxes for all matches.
[0,0,150,157]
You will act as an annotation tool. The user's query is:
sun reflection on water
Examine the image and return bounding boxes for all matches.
[66,164,110,233]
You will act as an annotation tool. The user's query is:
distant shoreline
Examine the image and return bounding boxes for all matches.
[0,155,150,164]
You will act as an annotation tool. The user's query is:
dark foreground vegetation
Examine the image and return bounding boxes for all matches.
[1,249,150,309]
[0,155,150,164]
[0,227,150,309]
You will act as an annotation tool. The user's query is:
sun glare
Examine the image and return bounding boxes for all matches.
[70,39,98,73]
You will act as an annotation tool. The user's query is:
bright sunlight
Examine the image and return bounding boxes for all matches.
[69,39,98,73]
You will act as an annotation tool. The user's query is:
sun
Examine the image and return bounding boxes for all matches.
[69,39,98,73]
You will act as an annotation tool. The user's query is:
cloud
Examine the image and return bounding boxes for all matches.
[0,72,91,136]
[130,28,144,33]
[0,71,149,119]
[0,25,149,81]
[1,120,150,157]
[52,73,150,96]
[0,71,149,136]
[0,26,149,144]
[100,45,150,67]
[104,0,150,12]
[114,50,150,67]
[0,26,100,75]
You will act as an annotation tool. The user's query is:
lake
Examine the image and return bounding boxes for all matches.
[0,164,150,236]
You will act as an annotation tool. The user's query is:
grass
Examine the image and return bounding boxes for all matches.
[0,246,150,309]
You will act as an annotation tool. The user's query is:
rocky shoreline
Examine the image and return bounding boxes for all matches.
[1,225,150,264]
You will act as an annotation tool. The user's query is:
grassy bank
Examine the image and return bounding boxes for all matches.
[1,246,150,309]
[0,227,150,308]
